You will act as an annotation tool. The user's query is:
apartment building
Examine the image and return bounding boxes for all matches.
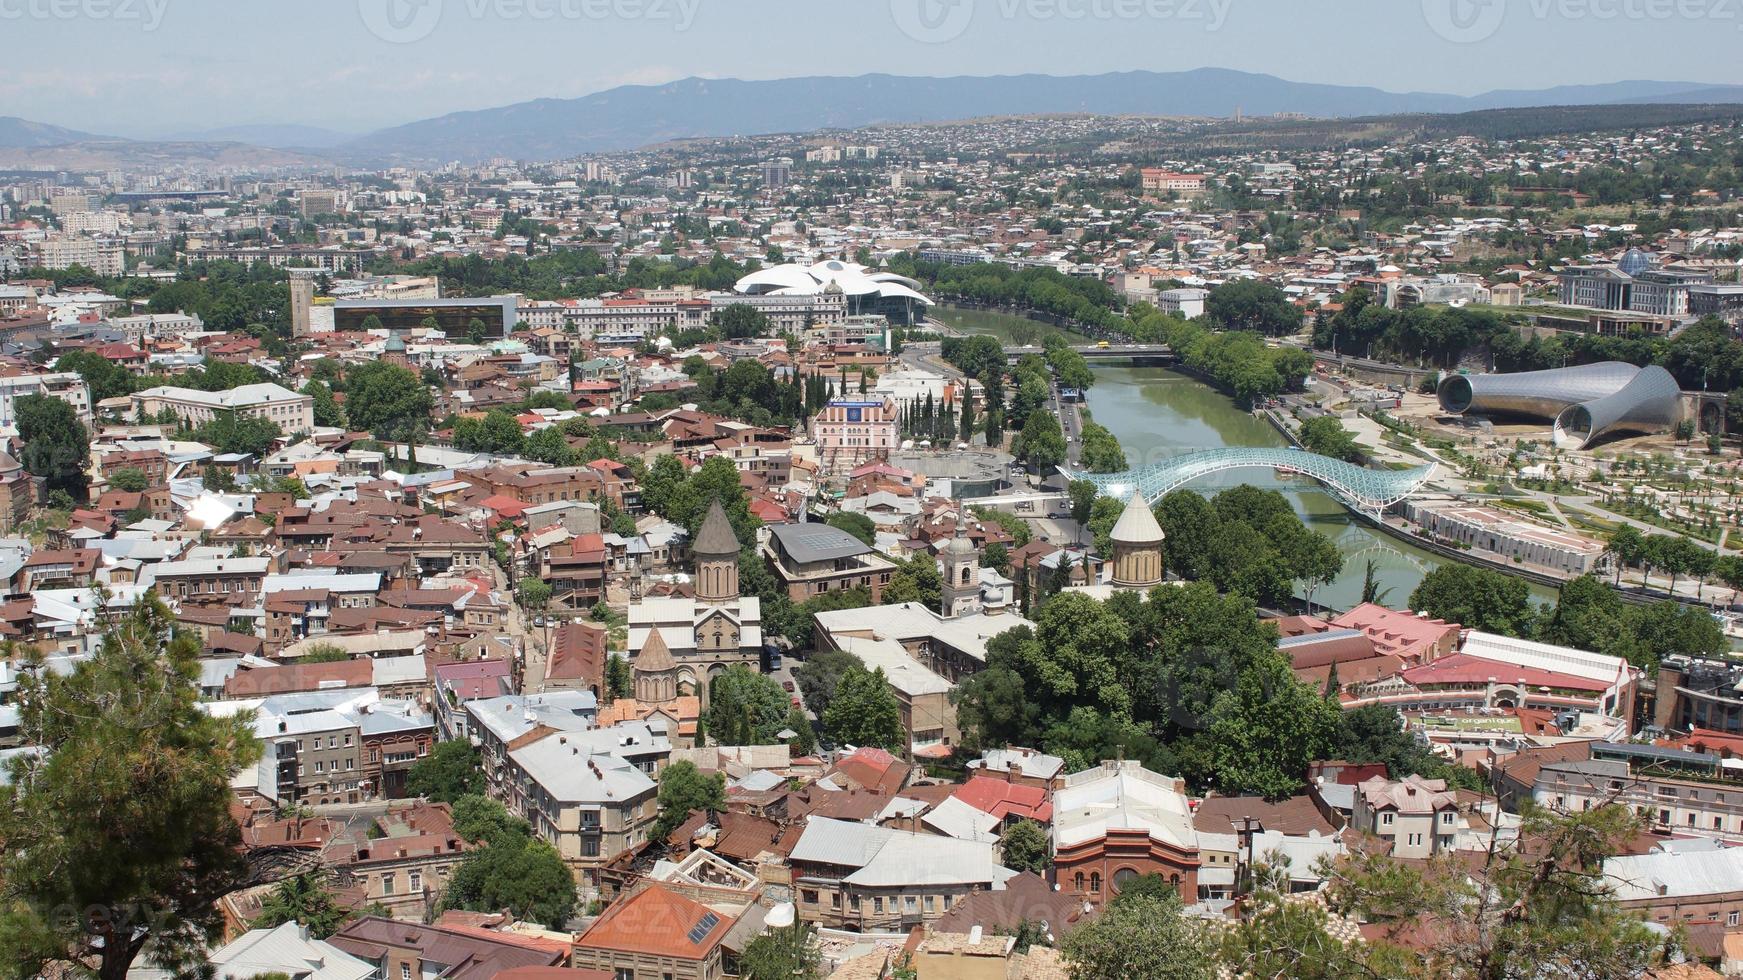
[465,690,600,794]
[1350,774,1460,859]
[708,289,846,334]
[0,371,93,426]
[331,803,471,921]
[1528,741,1743,840]
[789,816,1017,930]
[131,382,314,433]
[242,690,435,806]
[38,235,124,276]
[562,296,712,342]
[145,555,272,602]
[497,723,669,887]
[761,521,898,603]
[1140,170,1207,195]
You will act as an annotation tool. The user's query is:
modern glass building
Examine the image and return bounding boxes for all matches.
[332,296,519,338]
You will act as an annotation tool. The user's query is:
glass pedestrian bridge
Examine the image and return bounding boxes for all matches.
[1064,448,1438,514]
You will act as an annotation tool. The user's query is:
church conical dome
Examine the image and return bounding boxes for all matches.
[1108,492,1165,546]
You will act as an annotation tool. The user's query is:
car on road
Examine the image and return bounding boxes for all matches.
[782,679,796,692]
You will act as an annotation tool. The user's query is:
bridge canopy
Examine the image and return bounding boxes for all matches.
[1064,448,1436,512]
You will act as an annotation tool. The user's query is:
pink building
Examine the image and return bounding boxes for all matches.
[813,398,897,475]
[1328,603,1461,667]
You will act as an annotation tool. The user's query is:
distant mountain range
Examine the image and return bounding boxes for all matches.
[0,116,103,150]
[7,69,1743,166]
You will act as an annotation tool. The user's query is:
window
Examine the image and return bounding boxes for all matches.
[1381,812,1393,826]
[1090,873,1101,893]
[873,898,884,913]
[381,873,395,895]
[1074,873,1084,892]
[1729,911,1739,927]
[905,896,917,912]
[409,872,421,892]
[401,967,411,980]
[802,889,818,905]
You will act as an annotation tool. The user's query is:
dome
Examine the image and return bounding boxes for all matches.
[1108,492,1165,547]
[384,331,407,352]
[1618,248,1655,276]
[943,525,975,556]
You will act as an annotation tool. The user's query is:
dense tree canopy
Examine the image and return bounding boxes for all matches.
[0,594,263,980]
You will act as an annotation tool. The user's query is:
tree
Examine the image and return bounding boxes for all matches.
[882,553,942,611]
[197,411,284,455]
[713,303,771,339]
[405,739,483,803]
[782,706,816,755]
[1068,479,1099,527]
[524,426,577,466]
[442,830,575,929]
[1325,803,1663,979]
[794,648,859,719]
[1606,524,1646,588]
[1014,410,1067,471]
[653,761,726,842]
[738,923,822,980]
[516,577,552,615]
[1205,279,1302,336]
[822,666,905,751]
[997,819,1051,875]
[16,393,90,500]
[825,511,876,546]
[1207,653,1342,799]
[109,467,149,493]
[0,593,263,980]
[55,348,138,401]
[1408,563,1538,637]
[1077,421,1127,473]
[705,666,790,747]
[1297,415,1362,462]
[301,380,346,428]
[299,642,349,664]
[642,453,690,518]
[1060,893,1216,980]
[253,872,353,939]
[604,654,632,703]
[344,361,434,443]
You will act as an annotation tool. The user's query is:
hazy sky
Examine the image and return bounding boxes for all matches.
[6,0,1743,137]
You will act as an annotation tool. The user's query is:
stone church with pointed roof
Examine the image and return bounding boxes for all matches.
[1108,492,1166,590]
[628,499,764,708]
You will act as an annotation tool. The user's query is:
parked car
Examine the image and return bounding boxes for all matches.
[783,679,796,692]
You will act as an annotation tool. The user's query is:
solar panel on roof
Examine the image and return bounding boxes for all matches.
[687,911,720,944]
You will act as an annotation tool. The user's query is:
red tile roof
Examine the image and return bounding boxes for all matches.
[575,883,733,961]
[1401,653,1610,693]
[953,775,1053,823]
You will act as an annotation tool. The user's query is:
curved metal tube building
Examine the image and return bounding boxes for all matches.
[1437,361,1642,418]
[1437,361,1682,448]
[1552,365,1682,449]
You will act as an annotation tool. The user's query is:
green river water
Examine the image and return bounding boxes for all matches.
[934,305,1560,613]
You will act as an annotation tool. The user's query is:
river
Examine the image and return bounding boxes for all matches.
[933,305,1561,613]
